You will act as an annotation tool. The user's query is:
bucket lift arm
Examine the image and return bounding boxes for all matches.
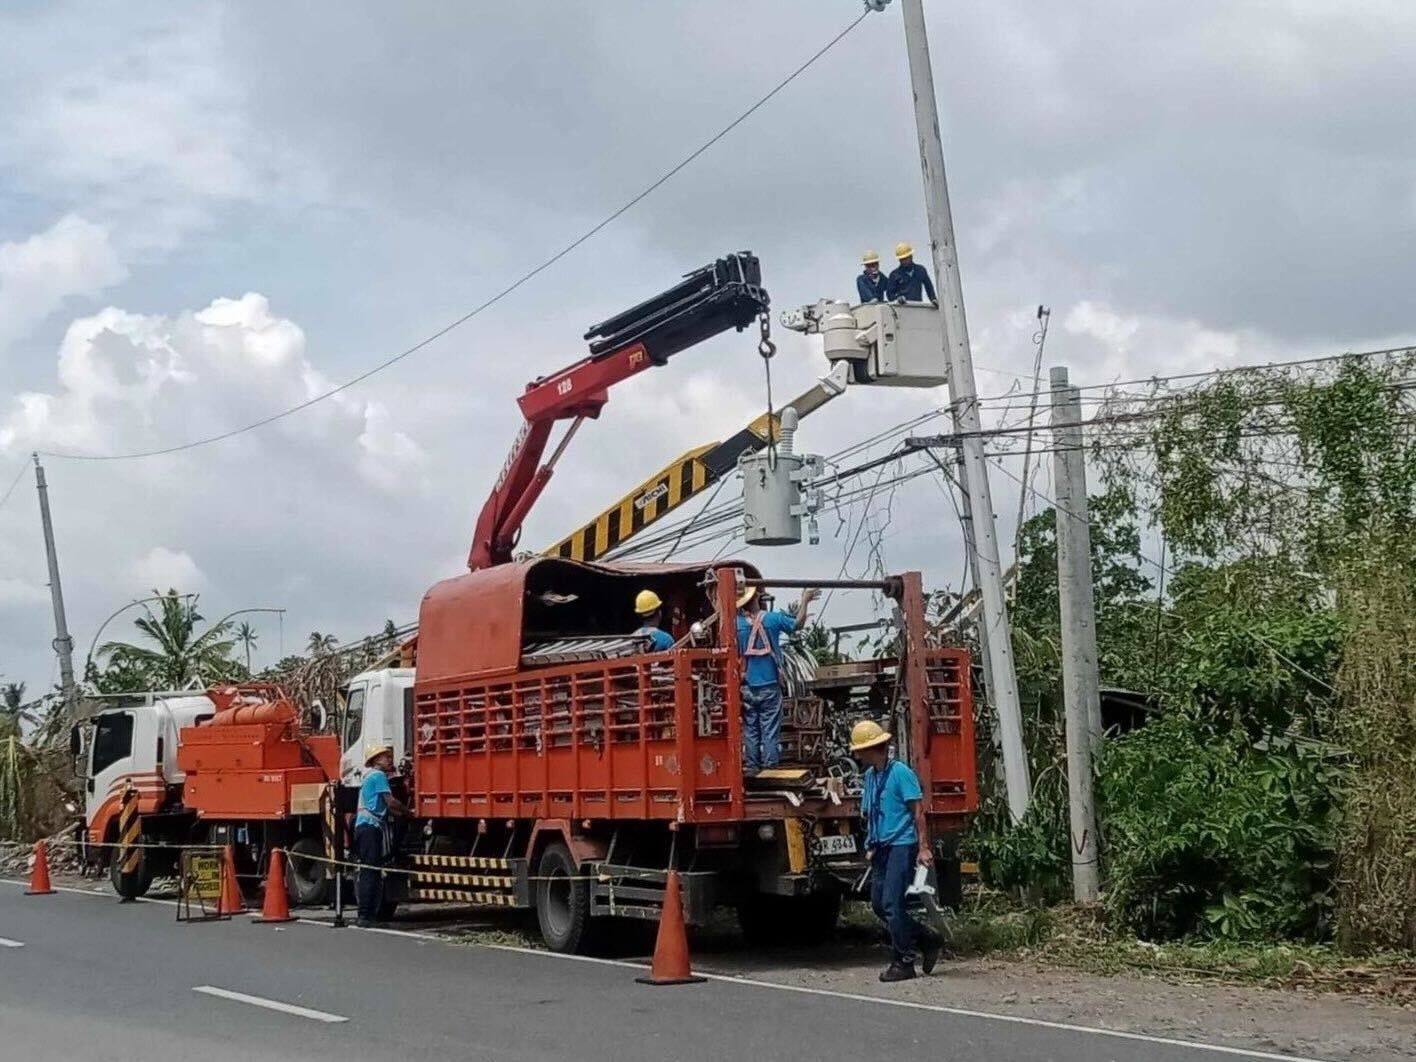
[468,252,769,570]
[543,362,851,564]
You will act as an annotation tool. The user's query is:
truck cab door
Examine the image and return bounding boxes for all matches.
[85,710,136,832]
[339,683,368,783]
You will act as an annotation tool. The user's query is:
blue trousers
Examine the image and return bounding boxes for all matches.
[870,843,938,964]
[741,683,783,771]
[353,824,385,922]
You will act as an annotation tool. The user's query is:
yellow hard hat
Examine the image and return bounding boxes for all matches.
[634,589,663,616]
[862,249,880,265]
[364,742,393,766]
[895,242,913,259]
[849,720,892,753]
[736,586,757,608]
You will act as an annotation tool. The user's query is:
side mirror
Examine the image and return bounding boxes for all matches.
[309,700,328,733]
[69,724,83,761]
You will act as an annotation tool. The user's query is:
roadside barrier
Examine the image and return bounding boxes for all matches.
[24,839,55,896]
[116,786,141,904]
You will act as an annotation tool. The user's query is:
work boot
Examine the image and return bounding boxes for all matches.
[355,918,374,929]
[879,962,916,983]
[921,935,942,975]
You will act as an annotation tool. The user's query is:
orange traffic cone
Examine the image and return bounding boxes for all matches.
[252,848,294,924]
[217,844,245,914]
[24,839,56,896]
[635,870,705,986]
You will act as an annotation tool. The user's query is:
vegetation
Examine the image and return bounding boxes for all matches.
[966,351,1416,951]
[94,590,242,692]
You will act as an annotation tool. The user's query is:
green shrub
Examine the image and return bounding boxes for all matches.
[1099,714,1344,941]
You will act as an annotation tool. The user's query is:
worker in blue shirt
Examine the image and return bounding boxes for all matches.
[856,250,888,303]
[632,589,675,652]
[736,585,819,772]
[885,242,938,305]
[353,744,406,928]
[852,720,942,982]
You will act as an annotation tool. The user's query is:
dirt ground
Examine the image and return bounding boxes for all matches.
[24,872,1416,1061]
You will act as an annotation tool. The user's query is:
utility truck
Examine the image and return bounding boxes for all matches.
[74,253,978,951]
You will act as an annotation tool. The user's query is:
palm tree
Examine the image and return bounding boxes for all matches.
[99,590,238,690]
[306,631,339,657]
[236,622,259,672]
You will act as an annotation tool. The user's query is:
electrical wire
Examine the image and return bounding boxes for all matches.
[35,10,874,463]
[0,463,28,512]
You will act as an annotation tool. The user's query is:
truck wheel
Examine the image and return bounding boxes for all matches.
[109,845,154,900]
[535,841,592,954]
[285,838,330,907]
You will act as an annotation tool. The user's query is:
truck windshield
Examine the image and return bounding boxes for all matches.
[91,712,134,775]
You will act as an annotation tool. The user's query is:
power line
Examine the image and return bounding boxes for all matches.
[35,11,874,463]
[0,463,28,512]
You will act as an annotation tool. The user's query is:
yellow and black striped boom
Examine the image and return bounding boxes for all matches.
[544,378,841,563]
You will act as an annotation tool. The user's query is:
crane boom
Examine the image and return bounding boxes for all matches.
[467,252,769,570]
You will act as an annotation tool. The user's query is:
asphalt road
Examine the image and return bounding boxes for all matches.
[0,880,1332,1062]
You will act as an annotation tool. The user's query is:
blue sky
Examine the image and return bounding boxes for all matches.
[1,1,1412,695]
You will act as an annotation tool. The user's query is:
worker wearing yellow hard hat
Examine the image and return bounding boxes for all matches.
[354,742,407,928]
[885,241,939,307]
[632,589,674,652]
[851,717,942,983]
[856,250,887,304]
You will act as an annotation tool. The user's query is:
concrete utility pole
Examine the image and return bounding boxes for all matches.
[33,454,76,715]
[898,0,1031,821]
[1050,367,1101,901]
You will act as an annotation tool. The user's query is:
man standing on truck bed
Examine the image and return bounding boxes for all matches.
[354,743,407,928]
[851,720,942,982]
[736,585,819,773]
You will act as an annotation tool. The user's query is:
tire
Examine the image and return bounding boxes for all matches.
[109,843,154,900]
[535,840,593,954]
[285,837,330,908]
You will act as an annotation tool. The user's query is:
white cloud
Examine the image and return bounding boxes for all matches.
[0,578,47,608]
[129,547,207,594]
[0,215,125,353]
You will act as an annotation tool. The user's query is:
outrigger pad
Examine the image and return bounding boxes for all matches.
[745,767,813,789]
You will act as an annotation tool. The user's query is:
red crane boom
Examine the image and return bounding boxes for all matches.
[467,252,770,570]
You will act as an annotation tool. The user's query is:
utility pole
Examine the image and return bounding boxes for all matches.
[33,454,76,716]
[897,0,1031,820]
[1050,367,1101,900]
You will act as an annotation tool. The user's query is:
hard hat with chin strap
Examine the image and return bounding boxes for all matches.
[849,720,892,753]
[634,589,663,616]
[364,743,394,766]
[895,242,914,259]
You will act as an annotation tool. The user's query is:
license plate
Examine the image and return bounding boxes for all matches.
[815,834,858,857]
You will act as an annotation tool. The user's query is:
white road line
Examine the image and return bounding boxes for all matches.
[3,879,1334,1062]
[192,985,348,1023]
[0,936,24,948]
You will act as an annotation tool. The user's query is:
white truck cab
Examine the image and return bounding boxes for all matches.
[338,667,417,784]
[81,693,215,838]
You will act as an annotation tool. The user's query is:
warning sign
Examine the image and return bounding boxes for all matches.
[177,850,227,922]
